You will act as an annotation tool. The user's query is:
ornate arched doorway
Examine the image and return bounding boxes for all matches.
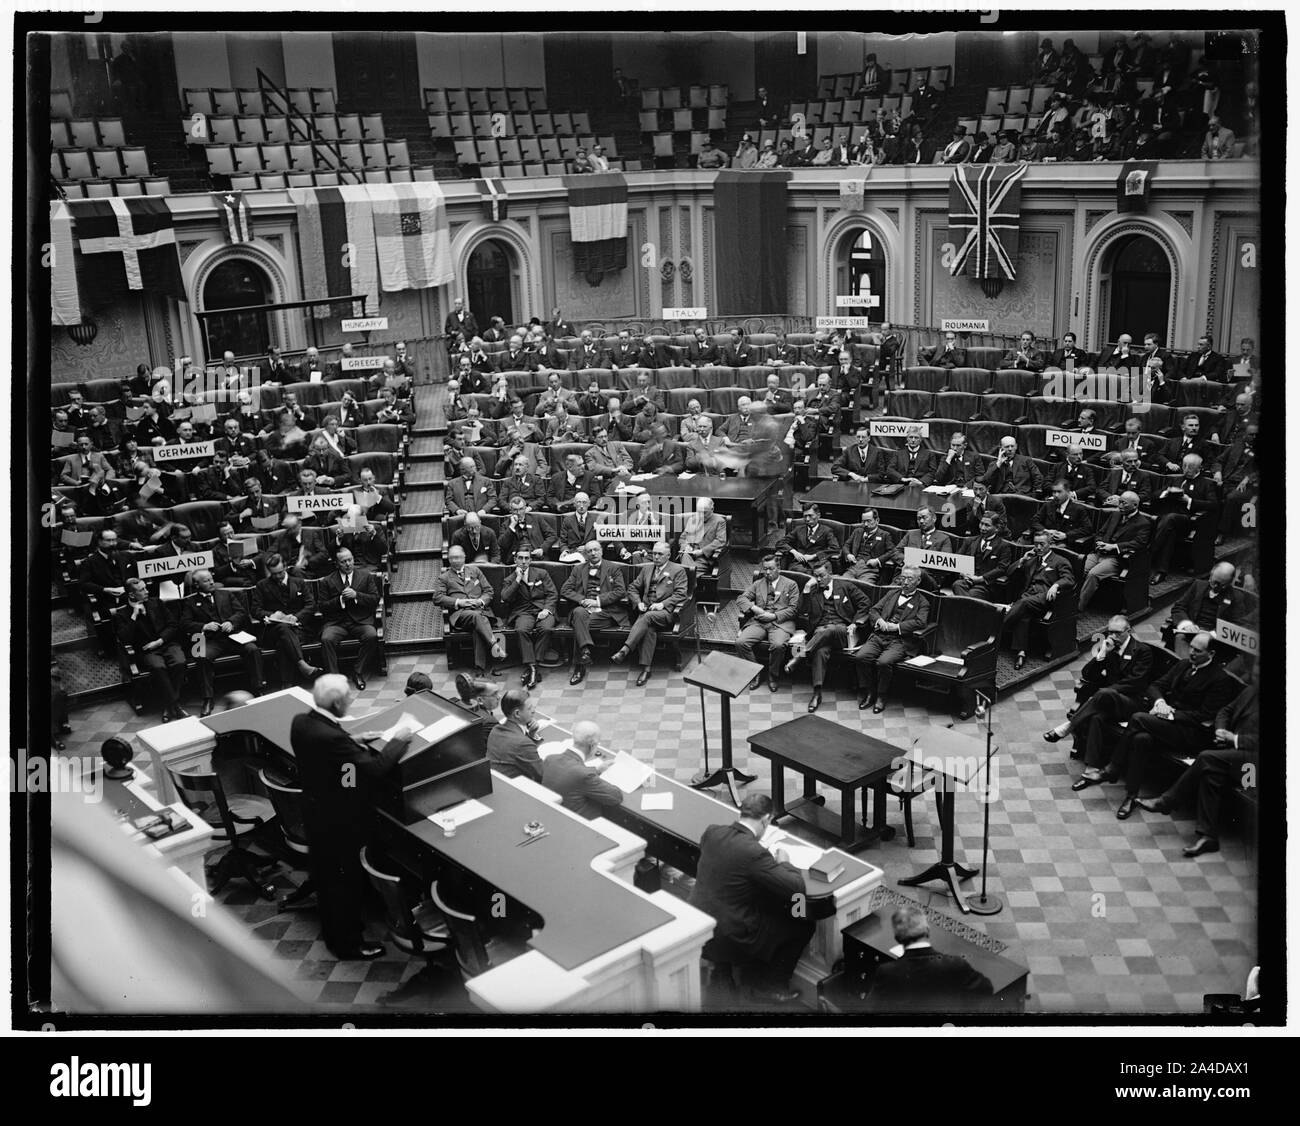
[466,238,515,330]
[1099,234,1172,344]
[201,258,273,358]
[834,226,887,322]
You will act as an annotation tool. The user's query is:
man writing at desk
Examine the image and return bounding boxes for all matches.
[866,903,993,1012]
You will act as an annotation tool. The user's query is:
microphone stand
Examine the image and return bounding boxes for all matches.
[966,688,1003,915]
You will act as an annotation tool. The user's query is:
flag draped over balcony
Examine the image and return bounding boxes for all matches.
[477,176,509,222]
[563,171,628,280]
[368,182,455,291]
[1115,161,1157,213]
[947,162,1028,281]
[289,185,380,317]
[213,190,254,243]
[713,169,792,314]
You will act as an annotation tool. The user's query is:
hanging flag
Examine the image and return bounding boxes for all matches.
[563,171,628,280]
[839,173,869,213]
[213,190,253,243]
[1115,160,1157,213]
[947,162,1028,281]
[367,182,454,292]
[50,199,81,325]
[288,185,380,317]
[477,177,509,222]
[713,169,792,314]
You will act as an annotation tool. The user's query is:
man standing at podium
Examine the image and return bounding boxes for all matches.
[865,903,992,1012]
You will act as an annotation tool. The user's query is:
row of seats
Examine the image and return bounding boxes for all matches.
[227,168,436,191]
[638,107,728,135]
[430,110,595,139]
[425,87,546,116]
[816,67,951,98]
[184,87,338,118]
[52,377,392,408]
[51,147,150,181]
[788,94,916,126]
[468,160,639,180]
[50,117,126,149]
[203,139,412,177]
[639,84,729,110]
[459,365,847,392]
[884,390,1235,427]
[450,134,612,165]
[188,112,386,146]
[56,177,171,199]
[54,415,406,459]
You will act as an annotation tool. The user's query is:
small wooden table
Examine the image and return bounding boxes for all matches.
[746,715,904,852]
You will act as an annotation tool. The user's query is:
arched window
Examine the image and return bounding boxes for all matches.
[1101,234,1171,344]
[835,227,886,322]
[202,259,272,360]
[466,239,515,329]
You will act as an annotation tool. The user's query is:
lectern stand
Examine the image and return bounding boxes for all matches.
[685,650,761,806]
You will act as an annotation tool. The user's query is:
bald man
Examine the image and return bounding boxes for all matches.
[540,722,624,820]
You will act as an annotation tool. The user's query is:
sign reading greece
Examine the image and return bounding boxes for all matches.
[903,545,976,576]
[662,307,707,321]
[1215,618,1259,655]
[835,294,881,308]
[136,549,216,580]
[870,419,929,438]
[153,440,216,463]
[1045,428,1109,452]
[341,317,389,333]
[286,492,354,514]
[941,318,990,332]
[816,316,874,330]
[340,356,389,371]
[595,524,666,542]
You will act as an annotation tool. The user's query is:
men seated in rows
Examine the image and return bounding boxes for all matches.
[785,556,869,713]
[1077,491,1153,611]
[568,329,607,371]
[999,330,1046,372]
[540,720,624,821]
[735,553,801,692]
[434,544,504,679]
[1214,419,1258,543]
[802,371,843,430]
[498,495,551,561]
[496,455,543,510]
[1149,453,1220,584]
[1005,530,1077,670]
[558,492,604,559]
[780,504,841,574]
[576,380,608,418]
[1044,614,1152,755]
[681,414,727,474]
[677,497,727,570]
[951,513,1016,600]
[933,431,983,487]
[1184,333,1228,382]
[113,577,189,721]
[853,565,931,713]
[447,456,495,516]
[884,506,952,590]
[610,540,688,686]
[548,452,601,511]
[1160,412,1210,473]
[923,331,969,369]
[251,552,323,687]
[1032,478,1094,552]
[1048,331,1092,370]
[450,510,498,563]
[981,435,1043,495]
[564,540,630,685]
[535,371,578,417]
[500,546,558,689]
[832,426,893,482]
[584,424,633,488]
[888,430,940,486]
[180,568,267,713]
[1138,672,1258,857]
[759,372,794,415]
[1098,448,1153,507]
[685,327,720,367]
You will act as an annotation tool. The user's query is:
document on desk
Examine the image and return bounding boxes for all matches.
[601,752,654,794]
[428,798,492,832]
[640,792,674,811]
[904,655,936,667]
[417,714,472,745]
[759,827,824,870]
[228,630,258,645]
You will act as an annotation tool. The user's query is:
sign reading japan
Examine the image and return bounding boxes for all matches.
[1045,428,1109,452]
[286,492,355,514]
[941,318,990,332]
[153,440,216,463]
[1215,618,1259,655]
[903,545,975,576]
[340,356,388,371]
[870,419,929,438]
[816,316,874,330]
[595,524,666,542]
[662,307,707,321]
[341,317,389,333]
[835,294,881,307]
[136,549,215,580]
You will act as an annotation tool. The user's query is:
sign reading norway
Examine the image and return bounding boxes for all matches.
[136,549,215,580]
[286,492,355,515]
[153,440,216,463]
[870,419,929,438]
[903,546,975,576]
[1045,428,1108,452]
[595,524,666,542]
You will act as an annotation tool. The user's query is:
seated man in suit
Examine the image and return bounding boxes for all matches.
[865,904,993,1012]
[981,435,1043,496]
[447,456,496,516]
[566,329,606,372]
[1160,413,1211,474]
[782,399,823,465]
[780,504,841,574]
[179,568,267,714]
[499,546,558,690]
[60,435,113,486]
[611,540,688,686]
[923,331,968,369]
[303,435,351,488]
[251,552,323,687]
[1103,417,1161,471]
[539,720,624,820]
[933,431,982,488]
[952,513,1016,600]
[677,497,727,570]
[883,506,952,589]
[785,556,869,713]
[1163,561,1241,657]
[212,519,261,587]
[721,328,756,369]
[450,510,498,563]
[833,426,894,482]
[1048,331,1092,370]
[630,399,664,443]
[497,455,545,512]
[77,528,131,607]
[113,577,189,722]
[802,372,843,431]
[534,372,578,419]
[494,335,532,373]
[562,540,630,685]
[1149,453,1221,583]
[1183,333,1229,382]
[606,329,641,371]
[626,370,666,416]
[887,430,940,487]
[758,373,794,416]
[636,422,685,475]
[1139,673,1258,857]
[1098,449,1154,508]
[680,414,728,476]
[531,328,567,373]
[1078,491,1152,610]
[688,792,816,1004]
[831,349,865,408]
[1096,332,1139,373]
[1045,614,1152,754]
[191,450,243,502]
[433,545,503,678]
[685,327,721,367]
[497,495,552,567]
[735,553,802,693]
[575,380,607,418]
[340,512,390,575]
[1214,421,1258,543]
[853,566,931,713]
[1003,530,1076,669]
[495,398,542,452]
[584,424,633,492]
[1032,479,1095,552]
[953,481,1007,538]
[546,452,601,512]
[215,416,257,462]
[998,330,1046,372]
[317,546,383,689]
[373,387,414,428]
[556,492,605,560]
[597,396,636,442]
[1054,444,1099,503]
[486,688,544,782]
[676,398,709,440]
[1211,392,1256,447]
[840,508,894,584]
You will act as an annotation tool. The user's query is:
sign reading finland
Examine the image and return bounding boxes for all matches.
[136,549,215,579]
[903,545,975,576]
[870,419,929,438]
[1045,428,1108,452]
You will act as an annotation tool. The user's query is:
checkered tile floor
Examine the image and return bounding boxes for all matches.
[55,618,1256,1016]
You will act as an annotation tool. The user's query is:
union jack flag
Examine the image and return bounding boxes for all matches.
[947,163,1028,280]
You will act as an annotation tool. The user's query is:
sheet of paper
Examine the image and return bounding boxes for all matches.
[536,739,572,760]
[157,580,182,601]
[228,630,257,645]
[60,528,93,547]
[250,514,280,531]
[923,484,954,494]
[904,655,936,666]
[600,751,654,794]
[51,429,75,448]
[417,713,471,744]
[427,797,492,832]
[380,712,423,742]
[677,472,695,480]
[934,654,964,664]
[960,488,976,498]
[775,843,825,870]
[640,792,674,811]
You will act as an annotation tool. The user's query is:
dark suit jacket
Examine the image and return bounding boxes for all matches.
[541,750,624,819]
[685,340,721,366]
[923,344,968,368]
[1094,510,1153,558]
[782,521,842,563]
[568,344,607,371]
[736,574,800,626]
[598,412,636,442]
[1183,349,1229,382]
[317,568,380,624]
[486,721,543,782]
[934,450,983,487]
[497,517,550,561]
[1008,549,1076,599]
[251,574,315,629]
[954,494,1007,538]
[447,473,496,515]
[1096,345,1141,372]
[1048,346,1094,369]
[493,349,532,373]
[866,589,930,655]
[965,535,1016,583]
[998,347,1046,372]
[1031,498,1094,549]
[844,525,896,566]
[444,310,480,342]
[1147,660,1239,727]
[637,440,684,475]
[801,577,869,630]
[547,469,602,510]
[1053,460,1097,501]
[562,559,630,624]
[559,510,604,551]
[451,523,499,563]
[1160,433,1210,470]
[866,946,994,1012]
[630,561,689,616]
[576,392,609,418]
[1218,441,1258,489]
[887,446,940,486]
[112,598,178,649]
[500,566,558,621]
[607,342,642,369]
[833,444,894,481]
[887,527,954,570]
[1217,685,1259,754]
[1171,580,1246,631]
[1107,433,1161,468]
[291,708,407,831]
[981,453,1043,496]
[1156,474,1221,517]
[1081,637,1154,696]
[303,449,351,486]
[1101,467,1154,507]
[179,589,251,638]
[688,822,808,962]
[77,550,130,600]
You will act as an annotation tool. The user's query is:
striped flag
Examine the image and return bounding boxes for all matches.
[477,177,509,222]
[947,162,1028,280]
[368,182,454,292]
[213,190,253,243]
[563,172,628,279]
[288,185,380,317]
[50,197,185,324]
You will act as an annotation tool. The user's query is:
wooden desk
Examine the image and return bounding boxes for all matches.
[803,479,972,526]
